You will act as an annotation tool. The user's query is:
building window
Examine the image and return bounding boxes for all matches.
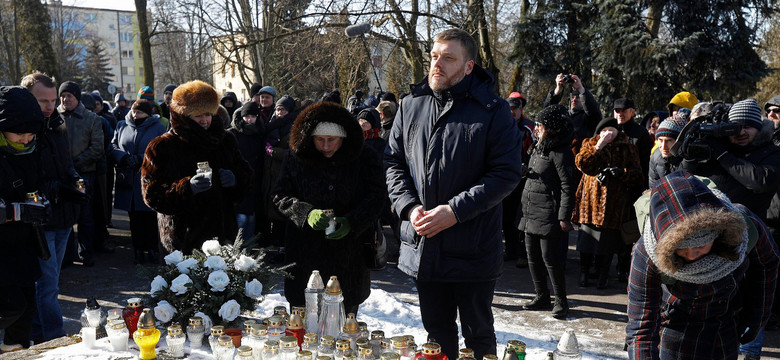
[122,67,134,76]
[121,32,133,42]
[84,13,97,23]
[118,15,132,25]
[121,50,133,58]
[110,42,116,48]
[109,24,115,30]
[125,84,134,93]
[138,67,144,77]
[84,30,98,39]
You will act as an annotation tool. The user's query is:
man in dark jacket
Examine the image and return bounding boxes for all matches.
[160,84,176,120]
[764,95,780,237]
[220,91,241,118]
[543,73,602,155]
[612,98,652,186]
[111,93,130,122]
[385,28,523,360]
[21,73,83,343]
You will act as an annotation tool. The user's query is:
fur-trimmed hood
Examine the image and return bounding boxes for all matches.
[288,102,364,165]
[649,171,747,277]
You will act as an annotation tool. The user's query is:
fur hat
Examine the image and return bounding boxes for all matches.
[0,86,44,133]
[170,80,219,118]
[729,98,763,130]
[138,86,154,101]
[58,81,81,101]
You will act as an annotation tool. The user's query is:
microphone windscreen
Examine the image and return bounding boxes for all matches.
[345,23,371,37]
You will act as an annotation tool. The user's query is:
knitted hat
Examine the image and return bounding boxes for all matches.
[163,84,177,94]
[249,83,262,98]
[58,81,81,101]
[312,122,347,138]
[241,102,261,118]
[668,91,698,113]
[90,92,104,104]
[114,93,127,103]
[655,113,687,139]
[258,86,276,99]
[276,95,296,112]
[535,105,571,130]
[728,98,763,130]
[138,86,154,101]
[132,99,154,116]
[80,94,97,111]
[171,80,220,118]
[0,86,45,133]
[594,117,619,135]
[765,94,780,112]
[613,98,635,110]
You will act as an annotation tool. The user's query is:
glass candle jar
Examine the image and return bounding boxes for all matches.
[122,298,143,338]
[133,309,161,360]
[214,334,236,360]
[187,316,206,349]
[318,335,336,360]
[298,350,314,360]
[244,320,258,337]
[302,333,319,357]
[335,339,351,360]
[209,325,226,350]
[166,324,186,358]
[237,345,254,359]
[264,339,281,360]
[281,335,301,360]
[107,320,129,351]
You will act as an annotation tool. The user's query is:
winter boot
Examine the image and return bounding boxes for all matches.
[552,297,569,320]
[579,252,593,287]
[523,291,552,310]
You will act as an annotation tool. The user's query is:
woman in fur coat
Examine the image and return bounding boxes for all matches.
[516,105,576,319]
[272,102,386,314]
[141,80,252,254]
[572,118,643,288]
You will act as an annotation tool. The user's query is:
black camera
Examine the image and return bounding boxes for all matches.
[561,74,574,84]
[671,102,741,161]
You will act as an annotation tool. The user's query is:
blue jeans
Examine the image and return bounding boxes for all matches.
[740,327,765,356]
[76,173,96,261]
[32,227,71,341]
[236,213,256,242]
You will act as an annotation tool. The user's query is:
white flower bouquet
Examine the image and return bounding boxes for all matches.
[145,238,288,327]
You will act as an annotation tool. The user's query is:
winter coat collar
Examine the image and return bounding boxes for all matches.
[169,110,226,149]
[45,112,64,131]
[57,102,87,119]
[409,65,502,112]
[128,114,161,130]
[645,171,747,283]
[288,102,364,167]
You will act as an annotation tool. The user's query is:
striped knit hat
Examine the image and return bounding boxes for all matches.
[655,112,688,139]
[138,86,155,101]
[728,98,763,130]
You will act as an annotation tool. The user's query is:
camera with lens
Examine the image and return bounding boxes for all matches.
[671,102,741,162]
[561,74,574,84]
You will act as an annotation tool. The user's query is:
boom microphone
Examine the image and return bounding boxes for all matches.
[345,23,371,37]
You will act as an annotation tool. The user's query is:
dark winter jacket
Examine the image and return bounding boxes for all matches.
[141,110,253,254]
[572,133,643,229]
[648,149,681,189]
[681,120,780,220]
[39,112,81,230]
[112,105,130,125]
[58,102,104,174]
[385,66,524,282]
[229,115,265,215]
[765,95,780,226]
[111,116,166,212]
[614,119,652,191]
[544,88,602,155]
[261,111,297,220]
[220,92,241,118]
[272,102,385,310]
[626,172,779,360]
[517,131,576,236]
[99,107,117,130]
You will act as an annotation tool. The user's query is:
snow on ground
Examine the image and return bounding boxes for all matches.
[35,289,626,359]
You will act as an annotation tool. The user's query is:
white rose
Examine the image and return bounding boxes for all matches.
[193,311,213,332]
[218,300,241,322]
[207,270,230,292]
[204,256,227,270]
[164,250,184,265]
[233,255,256,272]
[150,275,168,296]
[154,300,177,323]
[201,240,222,256]
[245,279,263,298]
[170,274,193,295]
[176,258,199,274]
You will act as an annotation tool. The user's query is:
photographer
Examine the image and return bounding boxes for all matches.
[543,73,602,155]
[679,99,780,221]
[0,86,49,352]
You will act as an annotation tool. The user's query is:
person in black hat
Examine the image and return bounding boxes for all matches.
[0,86,50,352]
[160,84,177,120]
[543,73,602,156]
[610,97,652,184]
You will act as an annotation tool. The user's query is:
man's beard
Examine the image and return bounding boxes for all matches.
[429,71,465,92]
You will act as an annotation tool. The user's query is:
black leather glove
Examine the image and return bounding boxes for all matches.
[704,137,727,159]
[219,169,236,187]
[189,173,212,194]
[603,166,625,178]
[12,201,51,224]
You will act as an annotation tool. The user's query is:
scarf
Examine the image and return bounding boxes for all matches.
[643,189,748,284]
[0,132,36,155]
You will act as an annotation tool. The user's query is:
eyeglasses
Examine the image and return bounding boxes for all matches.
[769,108,780,114]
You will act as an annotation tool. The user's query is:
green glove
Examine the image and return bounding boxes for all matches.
[326,217,351,239]
[307,209,330,230]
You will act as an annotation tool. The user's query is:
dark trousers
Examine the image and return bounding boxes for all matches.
[76,172,96,261]
[525,233,567,298]
[416,280,497,360]
[129,210,160,251]
[0,284,36,347]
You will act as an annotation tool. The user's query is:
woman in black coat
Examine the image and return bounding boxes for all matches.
[272,102,386,314]
[229,102,265,242]
[0,86,47,351]
[516,105,577,319]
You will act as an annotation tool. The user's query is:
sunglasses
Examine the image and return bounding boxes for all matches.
[769,108,780,114]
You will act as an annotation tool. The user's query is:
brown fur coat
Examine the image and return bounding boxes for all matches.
[571,133,643,229]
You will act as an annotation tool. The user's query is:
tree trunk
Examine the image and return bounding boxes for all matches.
[466,0,500,92]
[135,0,154,87]
[646,0,666,39]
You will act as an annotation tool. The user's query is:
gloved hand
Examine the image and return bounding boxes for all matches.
[704,137,727,159]
[189,173,212,195]
[307,209,330,230]
[603,166,625,178]
[738,323,759,345]
[12,201,50,224]
[220,169,236,187]
[326,217,351,239]
[121,154,140,168]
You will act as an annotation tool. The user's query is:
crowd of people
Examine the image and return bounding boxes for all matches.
[2,27,780,359]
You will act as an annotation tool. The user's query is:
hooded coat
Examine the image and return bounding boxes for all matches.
[272,102,385,310]
[220,92,241,118]
[680,120,780,220]
[111,115,166,212]
[141,99,252,254]
[571,132,643,229]
[385,66,524,282]
[626,172,779,360]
